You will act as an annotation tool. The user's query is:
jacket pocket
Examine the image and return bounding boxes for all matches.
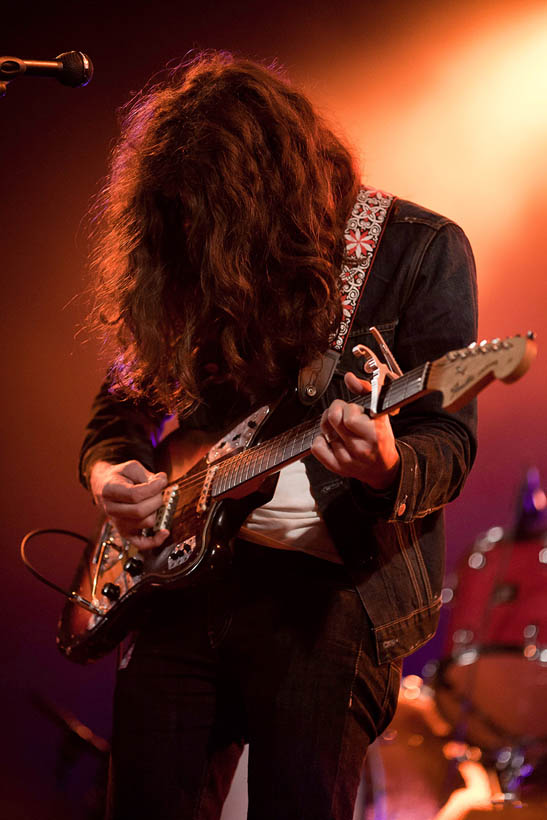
[372,597,442,663]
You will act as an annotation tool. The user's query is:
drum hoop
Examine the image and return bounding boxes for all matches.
[447,643,528,658]
[435,653,547,748]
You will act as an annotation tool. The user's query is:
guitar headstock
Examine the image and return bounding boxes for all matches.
[427,333,537,411]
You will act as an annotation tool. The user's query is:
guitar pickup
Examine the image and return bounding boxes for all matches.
[197,466,218,513]
[155,484,179,532]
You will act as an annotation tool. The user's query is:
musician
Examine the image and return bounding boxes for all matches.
[80,52,477,819]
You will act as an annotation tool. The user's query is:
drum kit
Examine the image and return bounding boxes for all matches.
[363,467,547,819]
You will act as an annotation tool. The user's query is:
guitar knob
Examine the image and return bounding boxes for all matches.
[102,582,121,601]
[123,557,144,577]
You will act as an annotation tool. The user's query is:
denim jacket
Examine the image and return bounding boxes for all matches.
[79,197,478,665]
[304,197,478,663]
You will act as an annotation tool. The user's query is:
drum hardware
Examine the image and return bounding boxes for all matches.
[435,516,547,749]
[356,669,547,818]
[30,692,109,818]
[429,483,547,818]
[491,745,534,807]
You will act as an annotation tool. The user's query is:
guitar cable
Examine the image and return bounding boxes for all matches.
[20,528,93,600]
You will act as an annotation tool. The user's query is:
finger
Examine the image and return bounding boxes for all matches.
[123,528,170,550]
[103,492,166,521]
[133,512,159,529]
[120,460,159,484]
[342,404,395,454]
[327,401,372,450]
[319,414,338,443]
[344,371,372,395]
[340,402,376,441]
[322,399,356,441]
[311,433,356,474]
[103,474,168,504]
[310,434,342,472]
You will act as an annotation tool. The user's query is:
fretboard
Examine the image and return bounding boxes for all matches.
[211,362,429,497]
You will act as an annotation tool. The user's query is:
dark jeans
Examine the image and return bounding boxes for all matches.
[107,541,401,819]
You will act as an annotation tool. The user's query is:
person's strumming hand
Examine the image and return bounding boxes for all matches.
[90,459,170,549]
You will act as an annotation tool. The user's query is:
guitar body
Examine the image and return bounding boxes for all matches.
[57,395,297,664]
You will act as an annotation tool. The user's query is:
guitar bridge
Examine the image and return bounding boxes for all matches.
[155,484,179,532]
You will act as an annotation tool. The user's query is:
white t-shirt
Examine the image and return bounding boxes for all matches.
[239,459,342,563]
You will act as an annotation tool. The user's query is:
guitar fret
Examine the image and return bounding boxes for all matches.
[258,439,267,473]
[215,462,228,495]
[382,365,427,410]
[242,452,251,481]
[235,452,246,486]
[243,450,253,482]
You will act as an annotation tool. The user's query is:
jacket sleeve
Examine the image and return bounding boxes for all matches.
[78,381,167,488]
[351,221,479,521]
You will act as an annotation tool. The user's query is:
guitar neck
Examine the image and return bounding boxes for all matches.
[212,362,430,497]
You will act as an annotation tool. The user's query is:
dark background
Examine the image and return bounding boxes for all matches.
[2,1,546,816]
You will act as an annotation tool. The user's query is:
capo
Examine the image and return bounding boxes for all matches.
[352,326,402,417]
[369,326,403,377]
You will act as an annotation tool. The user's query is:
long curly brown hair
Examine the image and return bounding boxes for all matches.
[90,51,359,415]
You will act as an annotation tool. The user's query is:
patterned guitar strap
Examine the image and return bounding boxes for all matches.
[298,186,396,404]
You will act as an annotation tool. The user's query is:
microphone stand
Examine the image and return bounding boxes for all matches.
[0,56,25,96]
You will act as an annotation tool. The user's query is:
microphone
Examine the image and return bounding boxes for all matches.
[0,51,93,87]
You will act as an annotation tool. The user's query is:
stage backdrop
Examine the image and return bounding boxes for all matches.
[2,1,545,816]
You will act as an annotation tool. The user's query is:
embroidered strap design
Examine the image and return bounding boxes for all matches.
[298,186,395,404]
[330,186,395,353]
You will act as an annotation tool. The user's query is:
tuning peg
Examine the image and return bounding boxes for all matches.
[527,331,536,340]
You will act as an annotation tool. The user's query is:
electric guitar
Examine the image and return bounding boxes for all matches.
[57,334,536,663]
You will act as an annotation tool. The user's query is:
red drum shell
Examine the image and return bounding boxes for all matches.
[436,534,547,749]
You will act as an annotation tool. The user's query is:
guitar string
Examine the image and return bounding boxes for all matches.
[169,391,364,496]
[168,365,427,498]
[165,364,427,512]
